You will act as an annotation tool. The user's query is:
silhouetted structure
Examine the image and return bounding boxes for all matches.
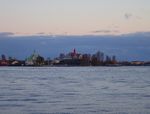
[25,51,44,66]
[1,48,149,67]
[0,54,9,66]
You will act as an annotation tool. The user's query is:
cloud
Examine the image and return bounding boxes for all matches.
[37,32,45,35]
[126,31,150,37]
[124,13,132,20]
[0,32,14,37]
[124,13,142,20]
[91,29,119,34]
[92,30,111,33]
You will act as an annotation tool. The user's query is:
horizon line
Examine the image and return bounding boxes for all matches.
[1,31,150,37]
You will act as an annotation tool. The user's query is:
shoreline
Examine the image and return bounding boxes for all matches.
[0,65,150,67]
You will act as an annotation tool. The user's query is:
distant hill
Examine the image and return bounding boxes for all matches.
[0,32,150,61]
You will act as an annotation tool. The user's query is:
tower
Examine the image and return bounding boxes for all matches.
[73,48,76,56]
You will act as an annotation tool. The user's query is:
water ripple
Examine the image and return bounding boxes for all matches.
[0,66,150,114]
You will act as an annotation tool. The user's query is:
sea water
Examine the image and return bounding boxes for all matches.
[0,66,150,114]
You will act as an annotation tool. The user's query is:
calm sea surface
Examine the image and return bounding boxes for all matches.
[0,66,150,114]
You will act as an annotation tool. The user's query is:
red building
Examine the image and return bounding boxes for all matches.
[0,54,9,66]
[0,60,9,66]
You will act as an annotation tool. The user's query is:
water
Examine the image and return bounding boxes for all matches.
[0,66,150,114]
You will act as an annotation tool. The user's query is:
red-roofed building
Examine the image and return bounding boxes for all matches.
[0,54,9,66]
[0,60,9,66]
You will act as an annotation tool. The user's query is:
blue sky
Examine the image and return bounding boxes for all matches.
[0,0,150,35]
[0,31,150,61]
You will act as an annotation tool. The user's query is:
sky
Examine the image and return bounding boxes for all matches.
[0,32,150,61]
[0,0,150,35]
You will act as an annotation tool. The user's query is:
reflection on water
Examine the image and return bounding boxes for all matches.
[0,66,150,114]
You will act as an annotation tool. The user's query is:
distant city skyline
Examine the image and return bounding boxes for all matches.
[0,0,150,35]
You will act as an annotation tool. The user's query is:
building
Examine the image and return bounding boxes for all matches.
[25,51,44,66]
[0,54,9,66]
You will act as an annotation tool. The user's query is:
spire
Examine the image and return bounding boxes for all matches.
[73,48,76,55]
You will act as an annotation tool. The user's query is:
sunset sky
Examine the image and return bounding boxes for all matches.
[0,0,150,35]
